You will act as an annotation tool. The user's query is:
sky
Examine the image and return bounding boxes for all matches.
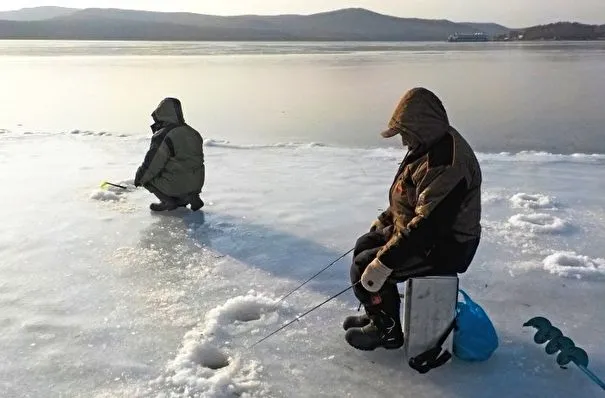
[1,0,604,27]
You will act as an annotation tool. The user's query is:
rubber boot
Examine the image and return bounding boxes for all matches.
[345,308,403,351]
[343,313,371,331]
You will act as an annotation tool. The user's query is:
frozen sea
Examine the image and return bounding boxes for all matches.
[0,41,604,397]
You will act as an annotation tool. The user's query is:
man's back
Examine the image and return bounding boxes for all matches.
[448,127,482,248]
[159,123,205,196]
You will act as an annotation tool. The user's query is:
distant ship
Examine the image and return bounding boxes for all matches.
[447,32,489,42]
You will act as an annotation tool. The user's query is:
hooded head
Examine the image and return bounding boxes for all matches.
[381,87,450,153]
[151,97,185,132]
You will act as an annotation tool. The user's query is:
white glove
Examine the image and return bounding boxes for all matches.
[370,219,385,232]
[361,258,393,293]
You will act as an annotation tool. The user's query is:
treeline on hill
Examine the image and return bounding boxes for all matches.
[496,22,605,41]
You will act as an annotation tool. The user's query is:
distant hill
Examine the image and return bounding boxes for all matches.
[0,7,509,41]
[522,22,605,40]
[0,6,77,21]
[495,22,605,41]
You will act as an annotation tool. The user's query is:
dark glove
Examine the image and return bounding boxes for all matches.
[134,168,142,187]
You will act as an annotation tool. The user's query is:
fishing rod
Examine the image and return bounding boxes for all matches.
[275,248,354,305]
[101,181,128,190]
[250,282,358,349]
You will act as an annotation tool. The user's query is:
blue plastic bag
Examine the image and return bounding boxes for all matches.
[453,289,499,362]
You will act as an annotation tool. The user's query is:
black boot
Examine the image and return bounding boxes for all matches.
[345,310,403,351]
[149,201,179,212]
[188,194,204,211]
[343,313,371,331]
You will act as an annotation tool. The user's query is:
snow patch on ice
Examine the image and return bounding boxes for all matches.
[89,189,123,202]
[0,128,132,139]
[482,191,507,205]
[202,294,281,337]
[70,129,113,137]
[510,193,557,210]
[478,151,605,164]
[204,138,326,150]
[177,340,231,370]
[543,252,605,280]
[153,293,279,397]
[152,339,266,398]
[508,213,570,234]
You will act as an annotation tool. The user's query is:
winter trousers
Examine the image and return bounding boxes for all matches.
[350,230,402,318]
[145,183,192,205]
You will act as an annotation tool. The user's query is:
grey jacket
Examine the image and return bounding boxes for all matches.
[135,98,205,197]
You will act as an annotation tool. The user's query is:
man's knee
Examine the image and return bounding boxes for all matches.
[350,248,381,283]
[354,231,387,257]
[144,183,175,203]
[143,183,161,195]
[350,256,364,284]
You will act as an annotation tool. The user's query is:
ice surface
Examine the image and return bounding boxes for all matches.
[147,294,279,397]
[1,131,604,398]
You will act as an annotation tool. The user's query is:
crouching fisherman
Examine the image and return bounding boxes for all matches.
[134,97,205,212]
[345,87,482,350]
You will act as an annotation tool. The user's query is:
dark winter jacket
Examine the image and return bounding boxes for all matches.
[135,98,205,197]
[376,88,482,276]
